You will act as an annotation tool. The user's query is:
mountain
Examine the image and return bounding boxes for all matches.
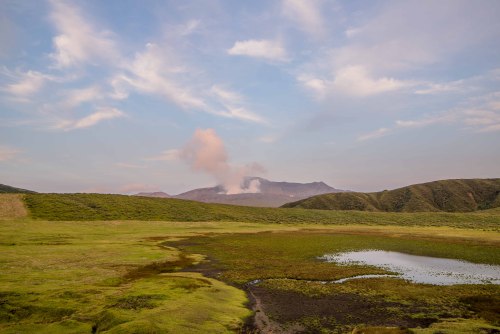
[134,192,171,198]
[282,178,500,212]
[0,184,35,194]
[174,177,344,207]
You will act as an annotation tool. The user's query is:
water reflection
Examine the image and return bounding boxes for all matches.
[320,250,500,285]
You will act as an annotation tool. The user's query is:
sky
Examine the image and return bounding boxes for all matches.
[1,0,499,194]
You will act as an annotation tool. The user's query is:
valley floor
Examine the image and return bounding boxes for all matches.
[0,194,499,333]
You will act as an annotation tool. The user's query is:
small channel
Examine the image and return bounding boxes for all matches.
[320,250,500,285]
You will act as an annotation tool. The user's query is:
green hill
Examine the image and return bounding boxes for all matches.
[20,193,500,229]
[282,178,500,212]
[0,183,35,194]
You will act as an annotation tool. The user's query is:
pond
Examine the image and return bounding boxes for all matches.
[320,250,500,285]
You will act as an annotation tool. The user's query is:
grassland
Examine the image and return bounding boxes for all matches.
[1,194,499,333]
[24,193,500,230]
[283,178,500,212]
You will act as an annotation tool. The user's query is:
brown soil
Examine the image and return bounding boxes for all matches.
[0,194,27,219]
[246,285,437,332]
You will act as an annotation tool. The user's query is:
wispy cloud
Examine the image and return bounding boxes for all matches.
[357,127,390,142]
[227,39,288,62]
[0,145,21,161]
[60,85,103,108]
[54,107,125,131]
[1,69,51,99]
[116,43,207,110]
[146,149,180,161]
[360,91,500,141]
[48,0,119,68]
[210,85,266,123]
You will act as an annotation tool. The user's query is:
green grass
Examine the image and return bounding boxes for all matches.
[0,219,258,333]
[283,178,500,212]
[24,193,500,230]
[2,194,499,333]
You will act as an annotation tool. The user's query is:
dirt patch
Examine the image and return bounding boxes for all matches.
[124,253,196,281]
[0,194,27,219]
[248,285,437,333]
[460,295,500,326]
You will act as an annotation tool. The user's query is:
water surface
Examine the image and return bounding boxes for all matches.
[320,250,500,285]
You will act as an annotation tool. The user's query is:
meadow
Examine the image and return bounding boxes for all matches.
[0,194,499,333]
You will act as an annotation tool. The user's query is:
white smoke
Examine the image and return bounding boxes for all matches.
[179,128,265,194]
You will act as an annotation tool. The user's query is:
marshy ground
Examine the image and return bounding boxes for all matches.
[0,194,499,333]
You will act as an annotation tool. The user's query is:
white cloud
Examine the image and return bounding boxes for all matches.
[414,81,465,95]
[304,65,409,97]
[395,114,455,128]
[48,0,119,67]
[227,39,288,62]
[282,0,325,37]
[55,107,125,131]
[2,70,50,97]
[117,43,207,110]
[146,149,180,161]
[297,74,328,99]
[210,85,266,123]
[0,145,20,161]
[333,66,409,96]
[357,128,390,142]
[462,109,500,132]
[332,2,500,73]
[296,2,500,100]
[61,86,102,108]
[363,91,500,139]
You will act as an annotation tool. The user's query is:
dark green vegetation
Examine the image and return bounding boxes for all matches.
[24,193,500,230]
[0,184,35,194]
[283,178,500,213]
[174,231,500,333]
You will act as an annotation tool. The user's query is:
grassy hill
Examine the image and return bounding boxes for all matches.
[21,193,500,229]
[0,183,35,193]
[282,178,500,212]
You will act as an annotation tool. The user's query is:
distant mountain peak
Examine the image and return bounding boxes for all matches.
[134,191,171,198]
[174,178,344,207]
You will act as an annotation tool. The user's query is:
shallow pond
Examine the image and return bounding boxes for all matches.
[320,250,500,285]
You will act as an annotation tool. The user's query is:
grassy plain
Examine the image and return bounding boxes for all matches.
[0,195,499,333]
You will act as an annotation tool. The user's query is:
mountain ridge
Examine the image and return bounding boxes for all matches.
[0,184,36,194]
[173,177,345,207]
[282,178,500,212]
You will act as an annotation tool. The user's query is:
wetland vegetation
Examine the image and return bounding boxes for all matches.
[0,194,499,333]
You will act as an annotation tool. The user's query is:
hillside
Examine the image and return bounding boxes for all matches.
[0,183,35,194]
[282,178,500,212]
[175,177,344,207]
[20,193,500,229]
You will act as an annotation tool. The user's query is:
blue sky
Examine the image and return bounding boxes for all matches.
[1,0,499,194]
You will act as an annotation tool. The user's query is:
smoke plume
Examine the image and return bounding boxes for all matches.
[179,128,264,194]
